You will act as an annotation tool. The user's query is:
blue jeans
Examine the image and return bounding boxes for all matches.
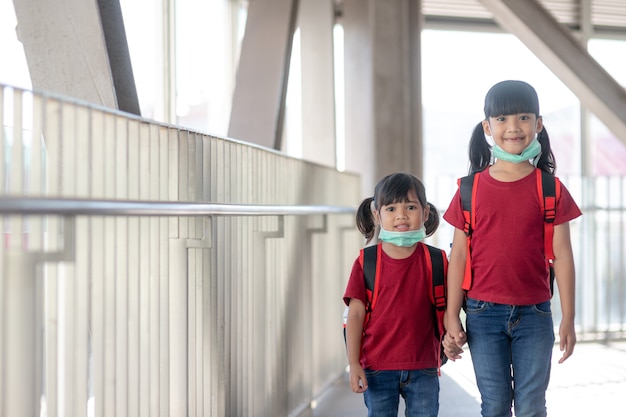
[465,297,555,417]
[363,369,439,417]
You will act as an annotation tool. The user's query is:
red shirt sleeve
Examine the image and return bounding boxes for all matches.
[343,256,367,307]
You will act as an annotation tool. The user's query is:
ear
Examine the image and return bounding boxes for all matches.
[370,201,380,225]
[482,119,491,136]
[536,116,544,133]
[423,203,430,220]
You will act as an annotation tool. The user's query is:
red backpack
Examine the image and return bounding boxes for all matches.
[459,168,560,293]
[343,242,448,370]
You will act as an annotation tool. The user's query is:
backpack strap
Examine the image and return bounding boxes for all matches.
[360,243,448,370]
[359,243,382,326]
[459,172,480,290]
[537,169,560,294]
[537,169,558,261]
[423,243,448,373]
[459,169,560,294]
[362,243,446,315]
[424,244,447,315]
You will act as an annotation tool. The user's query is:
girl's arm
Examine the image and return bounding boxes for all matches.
[346,298,367,392]
[444,227,469,357]
[552,222,577,363]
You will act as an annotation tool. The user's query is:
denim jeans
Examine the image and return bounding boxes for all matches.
[363,369,439,417]
[465,297,555,417]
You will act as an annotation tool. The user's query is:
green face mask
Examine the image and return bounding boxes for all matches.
[492,137,541,164]
[378,225,426,247]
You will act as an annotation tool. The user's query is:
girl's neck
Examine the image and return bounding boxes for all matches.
[488,160,535,182]
[381,241,418,259]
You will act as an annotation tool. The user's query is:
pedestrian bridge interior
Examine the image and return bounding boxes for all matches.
[1,1,626,416]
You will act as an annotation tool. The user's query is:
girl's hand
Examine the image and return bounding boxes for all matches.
[558,318,576,363]
[443,311,467,360]
[443,332,466,361]
[349,364,368,393]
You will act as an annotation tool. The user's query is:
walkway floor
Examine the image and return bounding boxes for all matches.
[309,340,626,416]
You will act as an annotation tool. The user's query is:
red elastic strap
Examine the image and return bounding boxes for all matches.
[537,170,559,262]
[422,244,436,306]
[462,237,473,290]
[461,172,480,290]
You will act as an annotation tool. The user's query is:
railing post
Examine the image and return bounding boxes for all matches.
[2,252,41,417]
[169,237,189,416]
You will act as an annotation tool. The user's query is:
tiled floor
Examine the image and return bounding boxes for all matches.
[310,341,626,417]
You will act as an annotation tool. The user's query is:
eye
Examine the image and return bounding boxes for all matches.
[406,204,418,211]
[495,116,506,122]
[385,206,395,212]
[520,115,531,121]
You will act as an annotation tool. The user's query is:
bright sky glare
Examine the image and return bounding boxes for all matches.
[420,30,577,117]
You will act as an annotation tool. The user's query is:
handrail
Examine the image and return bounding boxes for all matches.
[0,197,356,217]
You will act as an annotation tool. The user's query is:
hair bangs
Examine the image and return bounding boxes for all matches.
[483,80,540,118]
[374,173,427,208]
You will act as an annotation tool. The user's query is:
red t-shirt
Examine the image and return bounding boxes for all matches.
[444,168,582,305]
[343,243,439,371]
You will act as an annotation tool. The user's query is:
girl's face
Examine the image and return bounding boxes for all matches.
[482,113,543,155]
[375,191,429,232]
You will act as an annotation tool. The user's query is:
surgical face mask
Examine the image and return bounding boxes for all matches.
[378,225,426,247]
[491,137,541,164]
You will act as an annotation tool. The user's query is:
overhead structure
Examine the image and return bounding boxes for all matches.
[228,0,299,150]
[12,0,140,115]
[340,0,425,193]
[479,0,626,143]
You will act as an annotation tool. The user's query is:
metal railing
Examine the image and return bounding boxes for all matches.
[0,197,355,217]
[1,84,363,417]
[0,198,359,417]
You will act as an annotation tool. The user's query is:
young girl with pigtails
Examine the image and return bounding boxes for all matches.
[443,80,582,417]
[344,172,447,417]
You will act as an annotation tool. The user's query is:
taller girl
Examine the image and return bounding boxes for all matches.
[443,80,582,417]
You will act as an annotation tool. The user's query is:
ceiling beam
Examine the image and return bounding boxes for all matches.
[479,0,626,143]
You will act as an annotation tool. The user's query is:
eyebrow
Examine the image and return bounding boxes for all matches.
[388,199,419,205]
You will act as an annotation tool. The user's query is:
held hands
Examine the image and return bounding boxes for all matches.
[443,332,467,361]
[349,364,368,393]
[443,311,467,361]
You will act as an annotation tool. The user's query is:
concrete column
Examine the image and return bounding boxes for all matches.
[340,0,423,196]
[228,0,299,149]
[340,1,375,195]
[299,0,337,168]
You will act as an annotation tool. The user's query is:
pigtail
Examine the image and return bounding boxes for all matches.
[534,126,556,174]
[356,197,377,244]
[468,122,491,174]
[424,202,440,237]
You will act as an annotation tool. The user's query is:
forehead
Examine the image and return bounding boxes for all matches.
[490,112,535,117]
[382,190,419,205]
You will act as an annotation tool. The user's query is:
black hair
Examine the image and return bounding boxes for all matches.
[468,80,556,175]
[356,172,440,244]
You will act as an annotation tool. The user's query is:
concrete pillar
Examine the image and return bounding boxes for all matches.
[299,0,337,168]
[340,0,423,196]
[228,0,299,149]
